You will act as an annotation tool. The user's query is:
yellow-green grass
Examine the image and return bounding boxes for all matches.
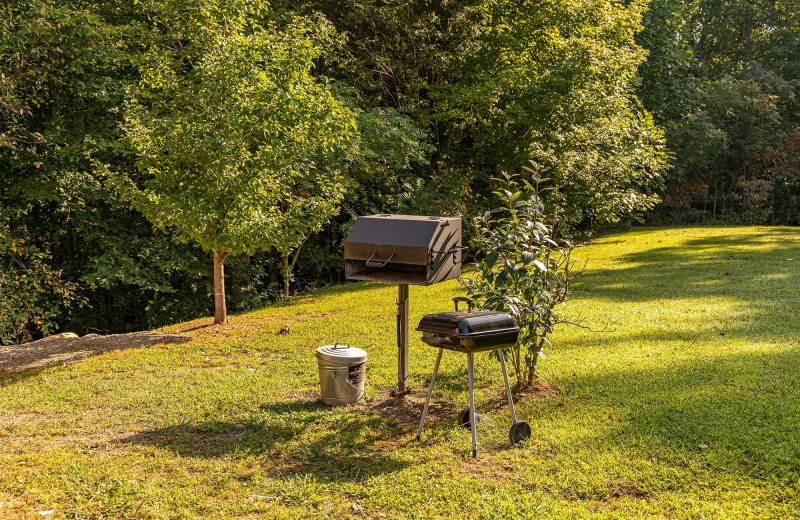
[1,226,799,519]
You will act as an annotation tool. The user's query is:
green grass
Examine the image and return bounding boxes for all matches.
[2,226,800,519]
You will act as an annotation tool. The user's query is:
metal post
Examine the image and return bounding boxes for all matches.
[499,350,517,424]
[416,348,443,440]
[467,352,477,458]
[392,283,411,397]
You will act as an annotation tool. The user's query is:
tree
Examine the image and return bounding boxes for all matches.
[436,0,667,233]
[637,0,800,224]
[0,0,212,335]
[113,0,357,323]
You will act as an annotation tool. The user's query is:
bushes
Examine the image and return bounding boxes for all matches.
[0,227,85,344]
[460,166,580,384]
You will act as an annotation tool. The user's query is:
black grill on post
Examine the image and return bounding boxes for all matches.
[344,214,464,396]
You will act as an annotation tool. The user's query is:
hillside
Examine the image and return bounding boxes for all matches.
[1,226,799,519]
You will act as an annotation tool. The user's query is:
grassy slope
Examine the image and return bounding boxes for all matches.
[1,226,799,519]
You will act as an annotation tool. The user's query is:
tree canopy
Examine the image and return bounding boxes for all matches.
[112,0,357,321]
[2,0,797,338]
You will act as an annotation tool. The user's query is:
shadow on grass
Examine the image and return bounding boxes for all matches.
[121,398,411,482]
[544,347,800,484]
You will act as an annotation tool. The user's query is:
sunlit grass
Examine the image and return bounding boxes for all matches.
[1,225,799,518]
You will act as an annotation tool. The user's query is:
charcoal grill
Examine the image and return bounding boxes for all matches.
[344,214,465,396]
[415,297,531,457]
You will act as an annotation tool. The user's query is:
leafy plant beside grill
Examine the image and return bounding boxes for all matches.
[460,165,580,385]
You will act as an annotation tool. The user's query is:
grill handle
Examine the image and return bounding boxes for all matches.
[429,245,468,266]
[365,252,395,268]
[453,297,473,312]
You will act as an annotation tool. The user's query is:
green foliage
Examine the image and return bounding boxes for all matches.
[340,107,434,217]
[0,226,85,344]
[460,166,580,384]
[638,0,800,224]
[437,0,667,232]
[114,0,357,260]
[0,0,213,333]
[4,0,797,335]
[279,0,668,233]
[764,133,800,224]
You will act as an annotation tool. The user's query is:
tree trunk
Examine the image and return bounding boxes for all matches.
[282,254,290,299]
[712,179,719,220]
[283,234,310,299]
[213,250,229,324]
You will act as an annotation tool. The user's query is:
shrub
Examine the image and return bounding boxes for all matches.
[0,227,85,344]
[460,165,580,385]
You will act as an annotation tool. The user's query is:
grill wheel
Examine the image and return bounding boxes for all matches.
[457,408,481,429]
[509,421,532,444]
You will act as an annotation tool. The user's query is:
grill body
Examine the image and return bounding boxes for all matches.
[344,214,463,286]
[416,310,520,353]
[415,298,529,458]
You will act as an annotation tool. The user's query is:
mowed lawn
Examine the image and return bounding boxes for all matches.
[1,226,799,519]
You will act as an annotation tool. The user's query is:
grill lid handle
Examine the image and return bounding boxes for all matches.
[453,297,473,312]
[365,252,395,268]
[429,245,468,267]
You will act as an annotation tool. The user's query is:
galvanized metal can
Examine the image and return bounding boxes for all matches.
[316,343,367,405]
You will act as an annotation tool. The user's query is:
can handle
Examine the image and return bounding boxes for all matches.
[453,297,473,312]
[332,342,350,350]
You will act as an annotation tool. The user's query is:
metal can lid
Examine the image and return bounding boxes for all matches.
[316,343,368,364]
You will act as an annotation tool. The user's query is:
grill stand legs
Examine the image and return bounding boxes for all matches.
[416,347,443,440]
[499,350,517,423]
[467,353,478,458]
[417,349,524,458]
[391,283,411,397]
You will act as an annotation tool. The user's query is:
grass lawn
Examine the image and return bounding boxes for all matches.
[1,226,799,519]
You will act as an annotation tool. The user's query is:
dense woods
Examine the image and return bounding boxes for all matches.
[1,0,798,341]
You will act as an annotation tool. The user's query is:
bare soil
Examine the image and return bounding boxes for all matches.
[0,331,191,374]
[363,391,455,424]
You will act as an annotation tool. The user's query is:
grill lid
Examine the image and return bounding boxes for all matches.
[345,214,447,250]
[316,343,368,364]
[416,298,519,337]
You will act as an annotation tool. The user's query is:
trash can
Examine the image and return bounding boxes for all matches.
[316,343,368,405]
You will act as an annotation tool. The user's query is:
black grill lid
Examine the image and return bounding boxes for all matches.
[417,309,519,337]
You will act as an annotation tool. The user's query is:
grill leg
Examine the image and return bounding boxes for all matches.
[416,348,443,441]
[467,352,477,458]
[499,349,517,424]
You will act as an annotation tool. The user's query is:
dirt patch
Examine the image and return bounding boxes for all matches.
[607,484,649,500]
[0,496,24,517]
[362,391,454,425]
[512,380,558,398]
[162,311,341,340]
[460,457,516,482]
[0,331,190,374]
[165,316,277,339]
[0,411,59,431]
[483,380,558,412]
